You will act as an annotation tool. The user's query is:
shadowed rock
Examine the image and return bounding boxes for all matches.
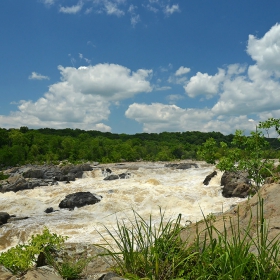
[165,163,198,169]
[1,164,93,193]
[59,192,101,210]
[221,171,251,198]
[203,171,217,185]
[0,212,10,225]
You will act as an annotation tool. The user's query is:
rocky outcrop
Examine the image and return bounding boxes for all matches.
[165,163,198,169]
[0,164,93,193]
[203,171,217,185]
[221,171,251,198]
[58,192,102,210]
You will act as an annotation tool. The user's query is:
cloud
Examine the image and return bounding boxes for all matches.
[0,63,152,131]
[57,64,152,100]
[104,1,125,17]
[125,103,214,132]
[59,1,83,14]
[125,103,260,134]
[155,86,172,91]
[184,69,225,98]
[28,72,50,80]
[42,0,181,23]
[128,5,140,27]
[166,94,184,104]
[212,65,280,115]
[41,0,55,6]
[125,24,280,134]
[247,23,280,72]
[164,4,180,16]
[79,53,91,64]
[175,66,190,76]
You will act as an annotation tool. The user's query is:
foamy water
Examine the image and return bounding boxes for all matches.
[0,162,245,251]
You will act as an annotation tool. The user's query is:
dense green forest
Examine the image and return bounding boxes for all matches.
[0,126,279,167]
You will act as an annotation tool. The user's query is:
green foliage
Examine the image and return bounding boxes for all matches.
[46,254,90,280]
[0,228,67,275]
[0,172,9,180]
[199,127,276,188]
[0,127,240,166]
[0,244,34,275]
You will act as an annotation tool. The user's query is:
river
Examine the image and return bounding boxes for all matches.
[0,161,245,251]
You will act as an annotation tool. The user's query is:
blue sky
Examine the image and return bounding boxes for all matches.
[1,0,280,134]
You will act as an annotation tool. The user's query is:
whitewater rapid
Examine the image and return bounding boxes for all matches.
[0,162,245,251]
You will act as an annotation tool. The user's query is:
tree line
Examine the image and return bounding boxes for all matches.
[0,126,279,167]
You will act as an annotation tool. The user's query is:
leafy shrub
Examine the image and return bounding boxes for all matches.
[0,228,67,275]
[0,171,9,180]
[47,255,90,280]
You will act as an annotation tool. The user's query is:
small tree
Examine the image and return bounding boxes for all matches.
[198,124,276,189]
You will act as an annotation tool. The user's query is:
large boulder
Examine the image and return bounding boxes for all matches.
[221,171,251,198]
[0,212,10,225]
[59,192,101,210]
[59,164,93,179]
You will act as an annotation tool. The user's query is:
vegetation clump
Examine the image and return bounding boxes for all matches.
[198,118,280,190]
[0,228,89,279]
[97,201,280,280]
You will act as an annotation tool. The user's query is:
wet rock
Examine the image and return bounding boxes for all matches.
[118,172,131,179]
[203,171,217,185]
[59,192,101,210]
[221,171,251,198]
[0,177,29,193]
[0,212,10,225]
[104,172,131,180]
[165,163,198,169]
[1,164,94,193]
[8,216,29,222]
[104,174,119,180]
[44,207,55,213]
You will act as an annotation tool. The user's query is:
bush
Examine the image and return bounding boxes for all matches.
[0,171,9,180]
[0,228,67,275]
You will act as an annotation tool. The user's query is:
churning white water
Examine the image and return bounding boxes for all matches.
[0,162,245,251]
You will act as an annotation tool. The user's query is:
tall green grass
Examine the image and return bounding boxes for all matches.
[97,200,280,280]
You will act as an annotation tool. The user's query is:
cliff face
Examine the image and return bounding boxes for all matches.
[181,182,280,253]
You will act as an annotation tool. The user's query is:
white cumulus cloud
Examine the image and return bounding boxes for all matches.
[57,64,152,100]
[184,69,225,98]
[175,66,190,76]
[247,23,280,71]
[0,63,152,131]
